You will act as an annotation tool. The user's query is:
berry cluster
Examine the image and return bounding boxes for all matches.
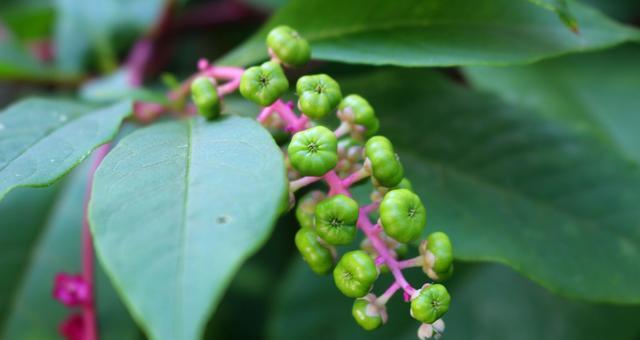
[188,26,454,339]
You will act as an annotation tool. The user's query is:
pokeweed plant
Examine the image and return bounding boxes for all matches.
[2,0,640,340]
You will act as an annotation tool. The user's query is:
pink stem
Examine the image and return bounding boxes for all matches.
[376,282,401,305]
[82,144,110,340]
[257,107,274,123]
[290,176,322,192]
[397,257,421,269]
[342,168,369,188]
[357,210,415,296]
[272,100,307,132]
[361,202,380,215]
[324,171,350,196]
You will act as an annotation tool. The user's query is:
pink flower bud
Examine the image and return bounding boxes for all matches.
[59,313,84,340]
[53,273,89,307]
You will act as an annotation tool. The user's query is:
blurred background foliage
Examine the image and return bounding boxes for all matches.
[0,0,639,339]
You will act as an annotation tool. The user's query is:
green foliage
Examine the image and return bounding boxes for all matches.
[0,99,132,200]
[0,161,137,339]
[339,69,640,303]
[466,44,640,164]
[89,116,286,340]
[268,260,640,340]
[221,0,640,67]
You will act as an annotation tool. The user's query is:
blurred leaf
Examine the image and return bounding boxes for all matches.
[80,68,168,104]
[335,69,640,303]
[0,0,55,41]
[268,260,640,340]
[0,159,138,339]
[582,0,640,22]
[220,0,639,67]
[528,0,578,31]
[53,0,165,72]
[243,0,288,11]
[90,116,286,340]
[465,44,640,164]
[0,99,131,200]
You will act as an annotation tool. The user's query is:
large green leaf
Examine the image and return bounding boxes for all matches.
[268,260,640,340]
[220,0,640,67]
[336,69,640,303]
[0,160,138,339]
[0,0,55,41]
[53,0,165,72]
[90,116,286,340]
[465,44,640,164]
[528,0,578,31]
[0,99,131,200]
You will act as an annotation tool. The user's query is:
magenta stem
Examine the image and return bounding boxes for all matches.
[324,171,350,196]
[81,144,110,340]
[397,257,421,269]
[361,201,380,215]
[290,176,322,192]
[376,282,401,305]
[357,210,415,295]
[342,167,370,188]
[271,100,307,132]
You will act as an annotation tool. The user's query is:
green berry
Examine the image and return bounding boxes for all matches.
[266,25,311,67]
[333,250,378,298]
[393,178,413,192]
[296,74,342,119]
[295,228,334,275]
[352,298,383,331]
[410,284,451,324]
[379,189,426,243]
[427,232,453,274]
[190,76,221,120]
[288,126,338,176]
[295,191,325,229]
[239,61,289,106]
[421,232,453,281]
[365,136,404,187]
[339,94,379,136]
[315,194,359,245]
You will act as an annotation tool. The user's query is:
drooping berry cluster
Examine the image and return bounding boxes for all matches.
[189,26,454,339]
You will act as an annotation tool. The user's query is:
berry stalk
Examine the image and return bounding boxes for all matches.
[81,144,111,340]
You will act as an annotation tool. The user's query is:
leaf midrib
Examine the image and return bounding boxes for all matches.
[175,119,194,338]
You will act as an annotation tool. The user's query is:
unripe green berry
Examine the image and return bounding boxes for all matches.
[315,194,359,245]
[333,250,378,298]
[296,74,342,119]
[393,178,413,192]
[427,232,453,274]
[420,232,454,281]
[295,228,334,275]
[380,189,426,243]
[190,76,221,120]
[266,25,311,67]
[338,94,379,137]
[239,61,289,106]
[365,136,404,187]
[295,191,325,229]
[352,298,383,331]
[410,284,451,324]
[288,126,338,176]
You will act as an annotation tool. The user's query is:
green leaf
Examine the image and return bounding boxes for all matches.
[53,0,165,72]
[0,0,55,41]
[337,69,640,303]
[268,260,640,340]
[0,99,132,200]
[528,0,578,31]
[0,160,138,339]
[582,0,640,22]
[465,44,640,165]
[219,0,640,67]
[80,68,168,104]
[90,116,286,340]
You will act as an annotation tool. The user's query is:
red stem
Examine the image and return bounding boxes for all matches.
[81,144,111,340]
